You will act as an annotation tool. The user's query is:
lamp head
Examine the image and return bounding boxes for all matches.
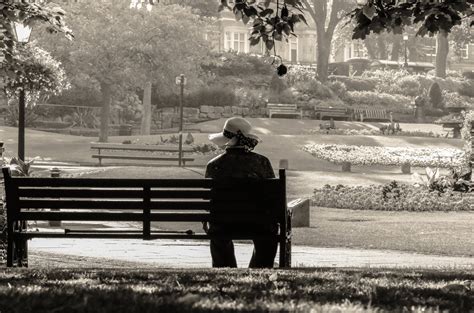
[12,21,32,43]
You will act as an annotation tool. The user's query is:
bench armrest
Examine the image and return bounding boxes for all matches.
[287,198,310,228]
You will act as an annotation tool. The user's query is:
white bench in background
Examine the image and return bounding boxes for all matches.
[267,103,302,119]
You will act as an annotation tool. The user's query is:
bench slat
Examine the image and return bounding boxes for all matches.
[11,177,213,188]
[18,199,211,210]
[18,188,211,199]
[91,143,194,153]
[18,188,144,198]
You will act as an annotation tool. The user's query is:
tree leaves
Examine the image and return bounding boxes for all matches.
[350,0,473,40]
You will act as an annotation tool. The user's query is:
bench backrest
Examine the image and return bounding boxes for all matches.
[314,107,348,113]
[267,103,298,110]
[2,168,287,238]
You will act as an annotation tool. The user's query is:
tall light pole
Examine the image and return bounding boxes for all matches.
[403,34,409,68]
[176,74,186,167]
[11,21,32,161]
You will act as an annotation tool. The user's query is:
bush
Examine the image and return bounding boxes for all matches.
[268,88,296,104]
[429,82,443,108]
[345,91,412,112]
[423,107,446,117]
[200,51,273,77]
[295,79,333,99]
[457,81,474,98]
[237,89,267,108]
[462,71,474,80]
[328,75,377,91]
[326,80,347,100]
[189,86,238,108]
[313,183,473,211]
[397,76,421,97]
[153,86,238,108]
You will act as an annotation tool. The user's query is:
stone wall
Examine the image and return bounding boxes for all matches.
[156,105,268,129]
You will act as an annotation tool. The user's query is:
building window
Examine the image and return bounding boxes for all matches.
[224,31,248,53]
[289,37,298,62]
[351,41,365,58]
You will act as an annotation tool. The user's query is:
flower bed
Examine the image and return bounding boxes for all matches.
[303,144,465,168]
[313,183,474,211]
[307,128,448,138]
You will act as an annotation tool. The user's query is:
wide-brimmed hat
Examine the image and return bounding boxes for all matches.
[208,117,260,147]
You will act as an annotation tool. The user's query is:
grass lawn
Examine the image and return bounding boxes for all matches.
[295,207,474,257]
[0,267,472,312]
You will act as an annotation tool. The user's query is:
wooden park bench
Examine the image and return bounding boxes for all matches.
[267,103,302,119]
[314,107,351,121]
[2,167,294,268]
[353,108,389,122]
[91,143,194,166]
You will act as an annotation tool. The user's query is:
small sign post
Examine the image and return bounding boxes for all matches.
[176,74,186,167]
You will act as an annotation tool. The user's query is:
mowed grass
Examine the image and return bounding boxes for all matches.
[0,267,472,312]
[295,207,474,257]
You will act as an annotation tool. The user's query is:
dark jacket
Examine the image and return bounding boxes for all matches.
[205,147,275,179]
[204,147,276,234]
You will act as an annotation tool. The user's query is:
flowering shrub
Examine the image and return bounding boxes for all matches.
[443,91,474,108]
[3,44,69,103]
[302,144,465,168]
[312,183,474,211]
[308,127,447,138]
[286,65,317,86]
[345,91,412,113]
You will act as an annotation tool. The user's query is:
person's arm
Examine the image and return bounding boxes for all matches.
[262,157,275,179]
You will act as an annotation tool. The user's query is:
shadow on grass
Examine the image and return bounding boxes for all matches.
[0,268,472,312]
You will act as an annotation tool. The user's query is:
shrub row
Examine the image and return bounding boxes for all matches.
[313,183,474,211]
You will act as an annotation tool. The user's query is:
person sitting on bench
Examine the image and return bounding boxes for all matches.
[205,117,277,268]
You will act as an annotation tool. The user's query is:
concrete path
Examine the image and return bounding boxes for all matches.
[29,238,474,269]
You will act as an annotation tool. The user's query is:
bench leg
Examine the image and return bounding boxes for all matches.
[6,222,14,267]
[17,221,28,267]
[279,214,292,268]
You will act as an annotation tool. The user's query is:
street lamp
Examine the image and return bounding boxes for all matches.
[355,0,368,6]
[403,34,409,68]
[11,21,32,162]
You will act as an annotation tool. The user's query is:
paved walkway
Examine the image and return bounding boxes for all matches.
[29,238,474,269]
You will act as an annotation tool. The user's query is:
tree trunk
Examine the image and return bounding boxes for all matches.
[140,81,152,135]
[99,83,112,143]
[364,38,377,59]
[377,36,388,59]
[316,30,330,82]
[391,35,402,61]
[436,30,449,78]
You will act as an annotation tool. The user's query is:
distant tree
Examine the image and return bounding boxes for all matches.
[35,0,209,142]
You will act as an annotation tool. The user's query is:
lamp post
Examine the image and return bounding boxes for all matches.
[11,21,32,162]
[403,34,409,68]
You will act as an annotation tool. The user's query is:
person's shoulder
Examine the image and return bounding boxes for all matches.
[206,152,225,166]
[248,151,271,162]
